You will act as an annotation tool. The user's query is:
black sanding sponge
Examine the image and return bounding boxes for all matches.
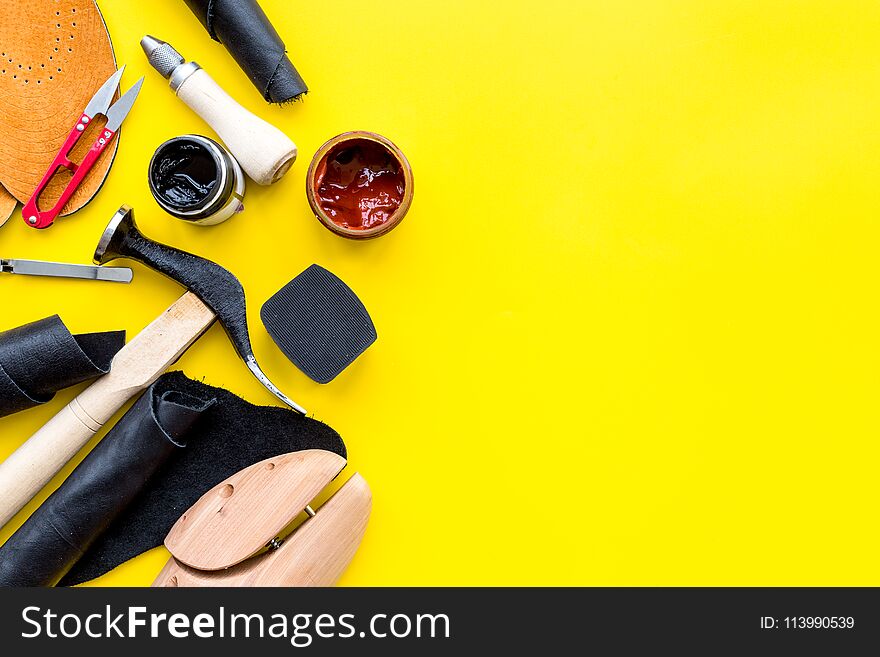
[261,265,377,383]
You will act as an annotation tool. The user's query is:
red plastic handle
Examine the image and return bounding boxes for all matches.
[21,114,116,230]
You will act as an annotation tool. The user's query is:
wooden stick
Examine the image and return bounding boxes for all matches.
[0,291,215,529]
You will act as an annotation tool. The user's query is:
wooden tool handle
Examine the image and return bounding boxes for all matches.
[177,69,297,185]
[0,292,215,530]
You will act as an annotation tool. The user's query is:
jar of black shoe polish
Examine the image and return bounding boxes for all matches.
[148,135,245,225]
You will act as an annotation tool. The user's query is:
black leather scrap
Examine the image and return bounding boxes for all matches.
[0,315,124,418]
[183,0,308,103]
[0,371,346,587]
[0,386,211,587]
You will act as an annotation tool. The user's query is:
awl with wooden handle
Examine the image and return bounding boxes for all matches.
[140,35,297,186]
[0,292,215,529]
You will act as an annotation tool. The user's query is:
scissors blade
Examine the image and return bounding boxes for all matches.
[104,77,144,132]
[83,65,126,118]
[1,259,133,283]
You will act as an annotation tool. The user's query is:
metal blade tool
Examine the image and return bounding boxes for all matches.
[0,259,132,283]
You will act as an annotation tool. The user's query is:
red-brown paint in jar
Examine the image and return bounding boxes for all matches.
[307,132,413,240]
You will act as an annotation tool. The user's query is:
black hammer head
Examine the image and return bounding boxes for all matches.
[95,206,306,414]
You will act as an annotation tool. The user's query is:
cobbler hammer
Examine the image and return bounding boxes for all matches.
[0,205,304,528]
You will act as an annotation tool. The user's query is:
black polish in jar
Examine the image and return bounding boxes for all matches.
[148,135,245,226]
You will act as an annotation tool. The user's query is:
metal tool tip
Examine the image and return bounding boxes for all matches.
[140,35,184,79]
[140,35,163,54]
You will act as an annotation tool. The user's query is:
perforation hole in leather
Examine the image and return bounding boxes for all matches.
[0,5,78,86]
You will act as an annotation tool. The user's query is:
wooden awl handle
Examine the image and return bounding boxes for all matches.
[177,69,296,185]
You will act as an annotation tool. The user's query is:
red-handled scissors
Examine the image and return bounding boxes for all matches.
[22,66,144,230]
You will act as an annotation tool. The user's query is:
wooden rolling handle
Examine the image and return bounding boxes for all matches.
[0,292,216,529]
[177,69,297,185]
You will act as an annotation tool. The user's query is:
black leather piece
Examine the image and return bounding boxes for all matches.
[0,388,211,587]
[0,371,346,586]
[0,316,124,418]
[183,0,308,103]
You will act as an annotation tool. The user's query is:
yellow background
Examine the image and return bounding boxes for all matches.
[1,0,879,586]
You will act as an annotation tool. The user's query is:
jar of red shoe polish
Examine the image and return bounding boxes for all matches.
[306,131,414,239]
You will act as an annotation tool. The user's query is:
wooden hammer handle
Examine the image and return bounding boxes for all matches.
[0,292,216,529]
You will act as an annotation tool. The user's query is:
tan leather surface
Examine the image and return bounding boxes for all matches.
[0,0,117,215]
[0,185,16,227]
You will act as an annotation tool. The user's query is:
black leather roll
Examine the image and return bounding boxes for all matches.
[0,387,211,587]
[0,315,124,418]
[0,371,346,587]
[183,0,308,103]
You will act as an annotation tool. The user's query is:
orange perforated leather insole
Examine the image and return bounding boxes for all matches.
[0,0,117,217]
